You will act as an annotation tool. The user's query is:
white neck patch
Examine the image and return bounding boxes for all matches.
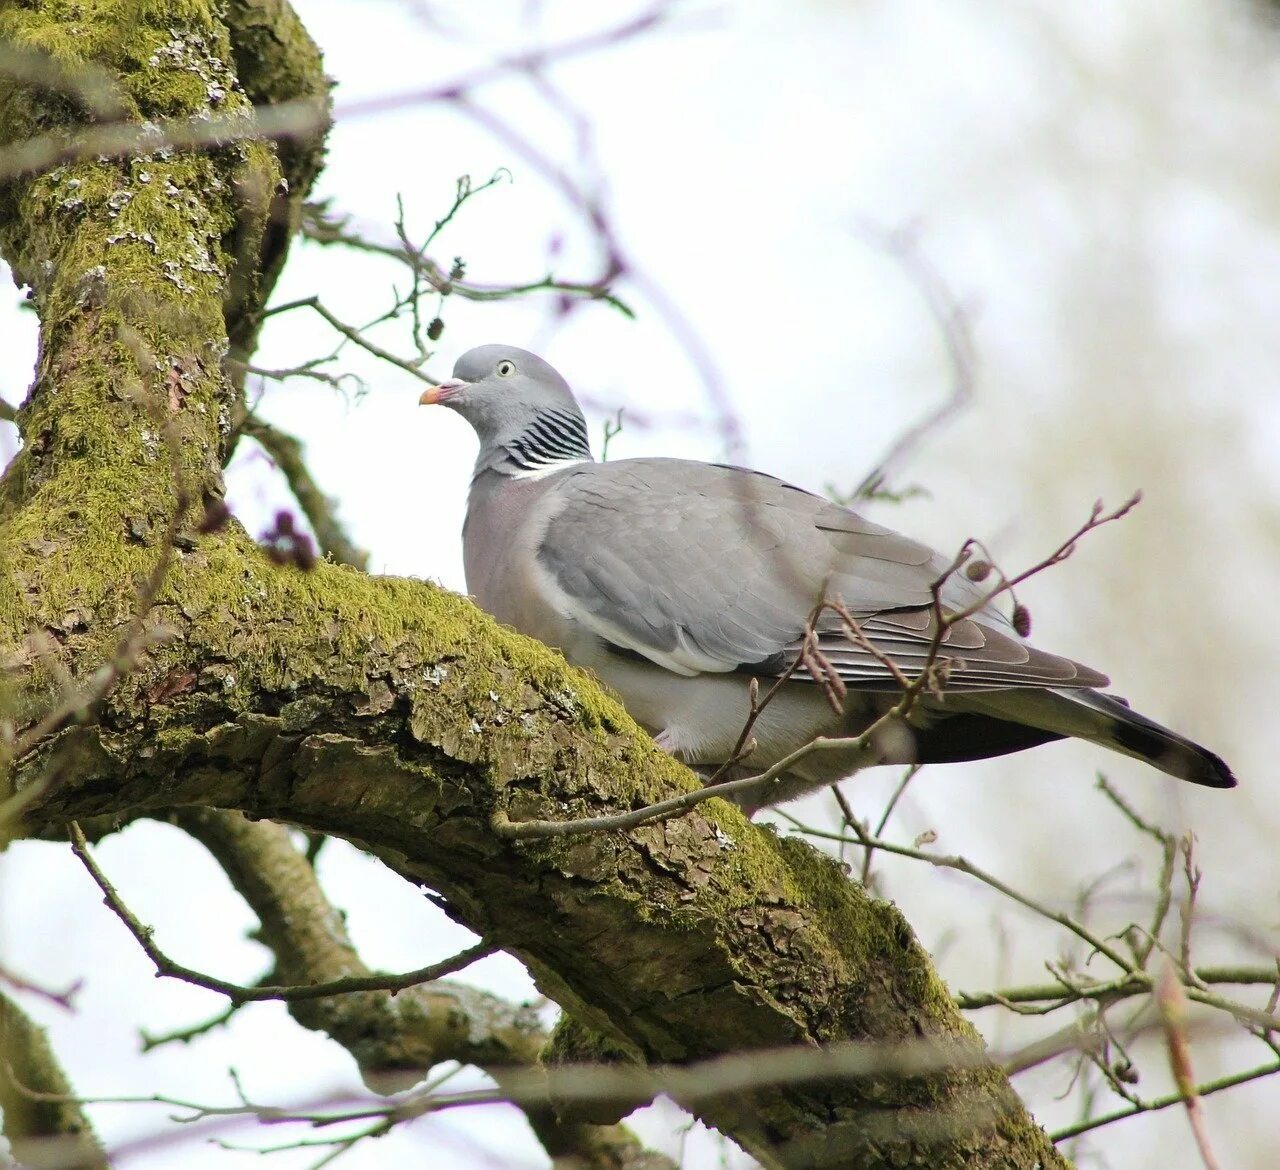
[507,456,591,481]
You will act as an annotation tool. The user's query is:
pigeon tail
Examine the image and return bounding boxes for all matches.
[1068,690,1237,789]
[949,687,1237,789]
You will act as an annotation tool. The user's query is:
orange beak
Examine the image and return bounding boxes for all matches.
[419,379,464,406]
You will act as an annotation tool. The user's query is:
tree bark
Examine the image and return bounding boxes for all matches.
[0,3,1069,1167]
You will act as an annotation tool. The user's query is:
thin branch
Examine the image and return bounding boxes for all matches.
[954,966,1280,1011]
[68,822,493,1004]
[1095,775,1178,967]
[260,296,439,383]
[0,966,81,1013]
[0,8,674,182]
[29,1026,1100,1146]
[302,181,633,318]
[140,1002,240,1052]
[1050,1059,1280,1143]
[787,819,1136,974]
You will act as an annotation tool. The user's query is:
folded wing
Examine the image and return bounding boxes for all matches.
[536,459,1106,692]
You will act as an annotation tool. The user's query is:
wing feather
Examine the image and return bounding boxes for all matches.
[536,458,1106,692]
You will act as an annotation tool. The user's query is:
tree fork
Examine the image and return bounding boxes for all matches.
[0,3,1068,1166]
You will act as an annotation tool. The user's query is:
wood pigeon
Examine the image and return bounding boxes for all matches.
[420,344,1235,810]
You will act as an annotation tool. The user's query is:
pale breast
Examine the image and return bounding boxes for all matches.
[463,470,584,653]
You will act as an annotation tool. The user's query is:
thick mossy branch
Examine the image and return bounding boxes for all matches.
[7,536,1066,1168]
[0,4,1069,1168]
[0,990,108,1170]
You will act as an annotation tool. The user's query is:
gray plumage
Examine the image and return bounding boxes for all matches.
[422,344,1236,810]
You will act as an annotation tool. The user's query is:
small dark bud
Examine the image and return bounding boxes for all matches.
[1011,603,1032,638]
[965,559,992,582]
[1113,1058,1139,1085]
[449,256,465,281]
[197,496,231,534]
[427,316,444,341]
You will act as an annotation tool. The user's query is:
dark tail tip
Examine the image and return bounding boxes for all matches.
[1110,715,1237,789]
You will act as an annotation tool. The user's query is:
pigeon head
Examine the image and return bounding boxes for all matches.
[420,344,593,475]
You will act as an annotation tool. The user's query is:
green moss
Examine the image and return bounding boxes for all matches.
[0,2,239,124]
[0,0,283,646]
[543,1014,639,1067]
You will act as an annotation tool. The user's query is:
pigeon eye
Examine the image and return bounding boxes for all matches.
[496,360,515,377]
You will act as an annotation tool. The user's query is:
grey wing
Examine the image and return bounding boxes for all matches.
[536,458,1106,691]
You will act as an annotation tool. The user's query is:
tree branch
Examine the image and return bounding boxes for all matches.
[0,989,108,1170]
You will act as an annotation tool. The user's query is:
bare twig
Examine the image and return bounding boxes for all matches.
[260,296,440,384]
[0,967,81,1013]
[599,408,624,461]
[27,1026,1098,1144]
[0,8,674,182]
[954,966,1280,1012]
[786,817,1136,974]
[1179,833,1203,979]
[856,765,923,887]
[140,1002,241,1052]
[1050,1058,1280,1142]
[67,823,493,1004]
[1095,775,1179,967]
[305,164,635,323]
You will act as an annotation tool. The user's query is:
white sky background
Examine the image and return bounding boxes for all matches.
[2,0,1280,1166]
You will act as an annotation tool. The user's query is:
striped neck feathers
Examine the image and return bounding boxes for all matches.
[494,407,594,479]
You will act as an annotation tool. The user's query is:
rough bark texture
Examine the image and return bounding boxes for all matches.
[0,3,1070,1167]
